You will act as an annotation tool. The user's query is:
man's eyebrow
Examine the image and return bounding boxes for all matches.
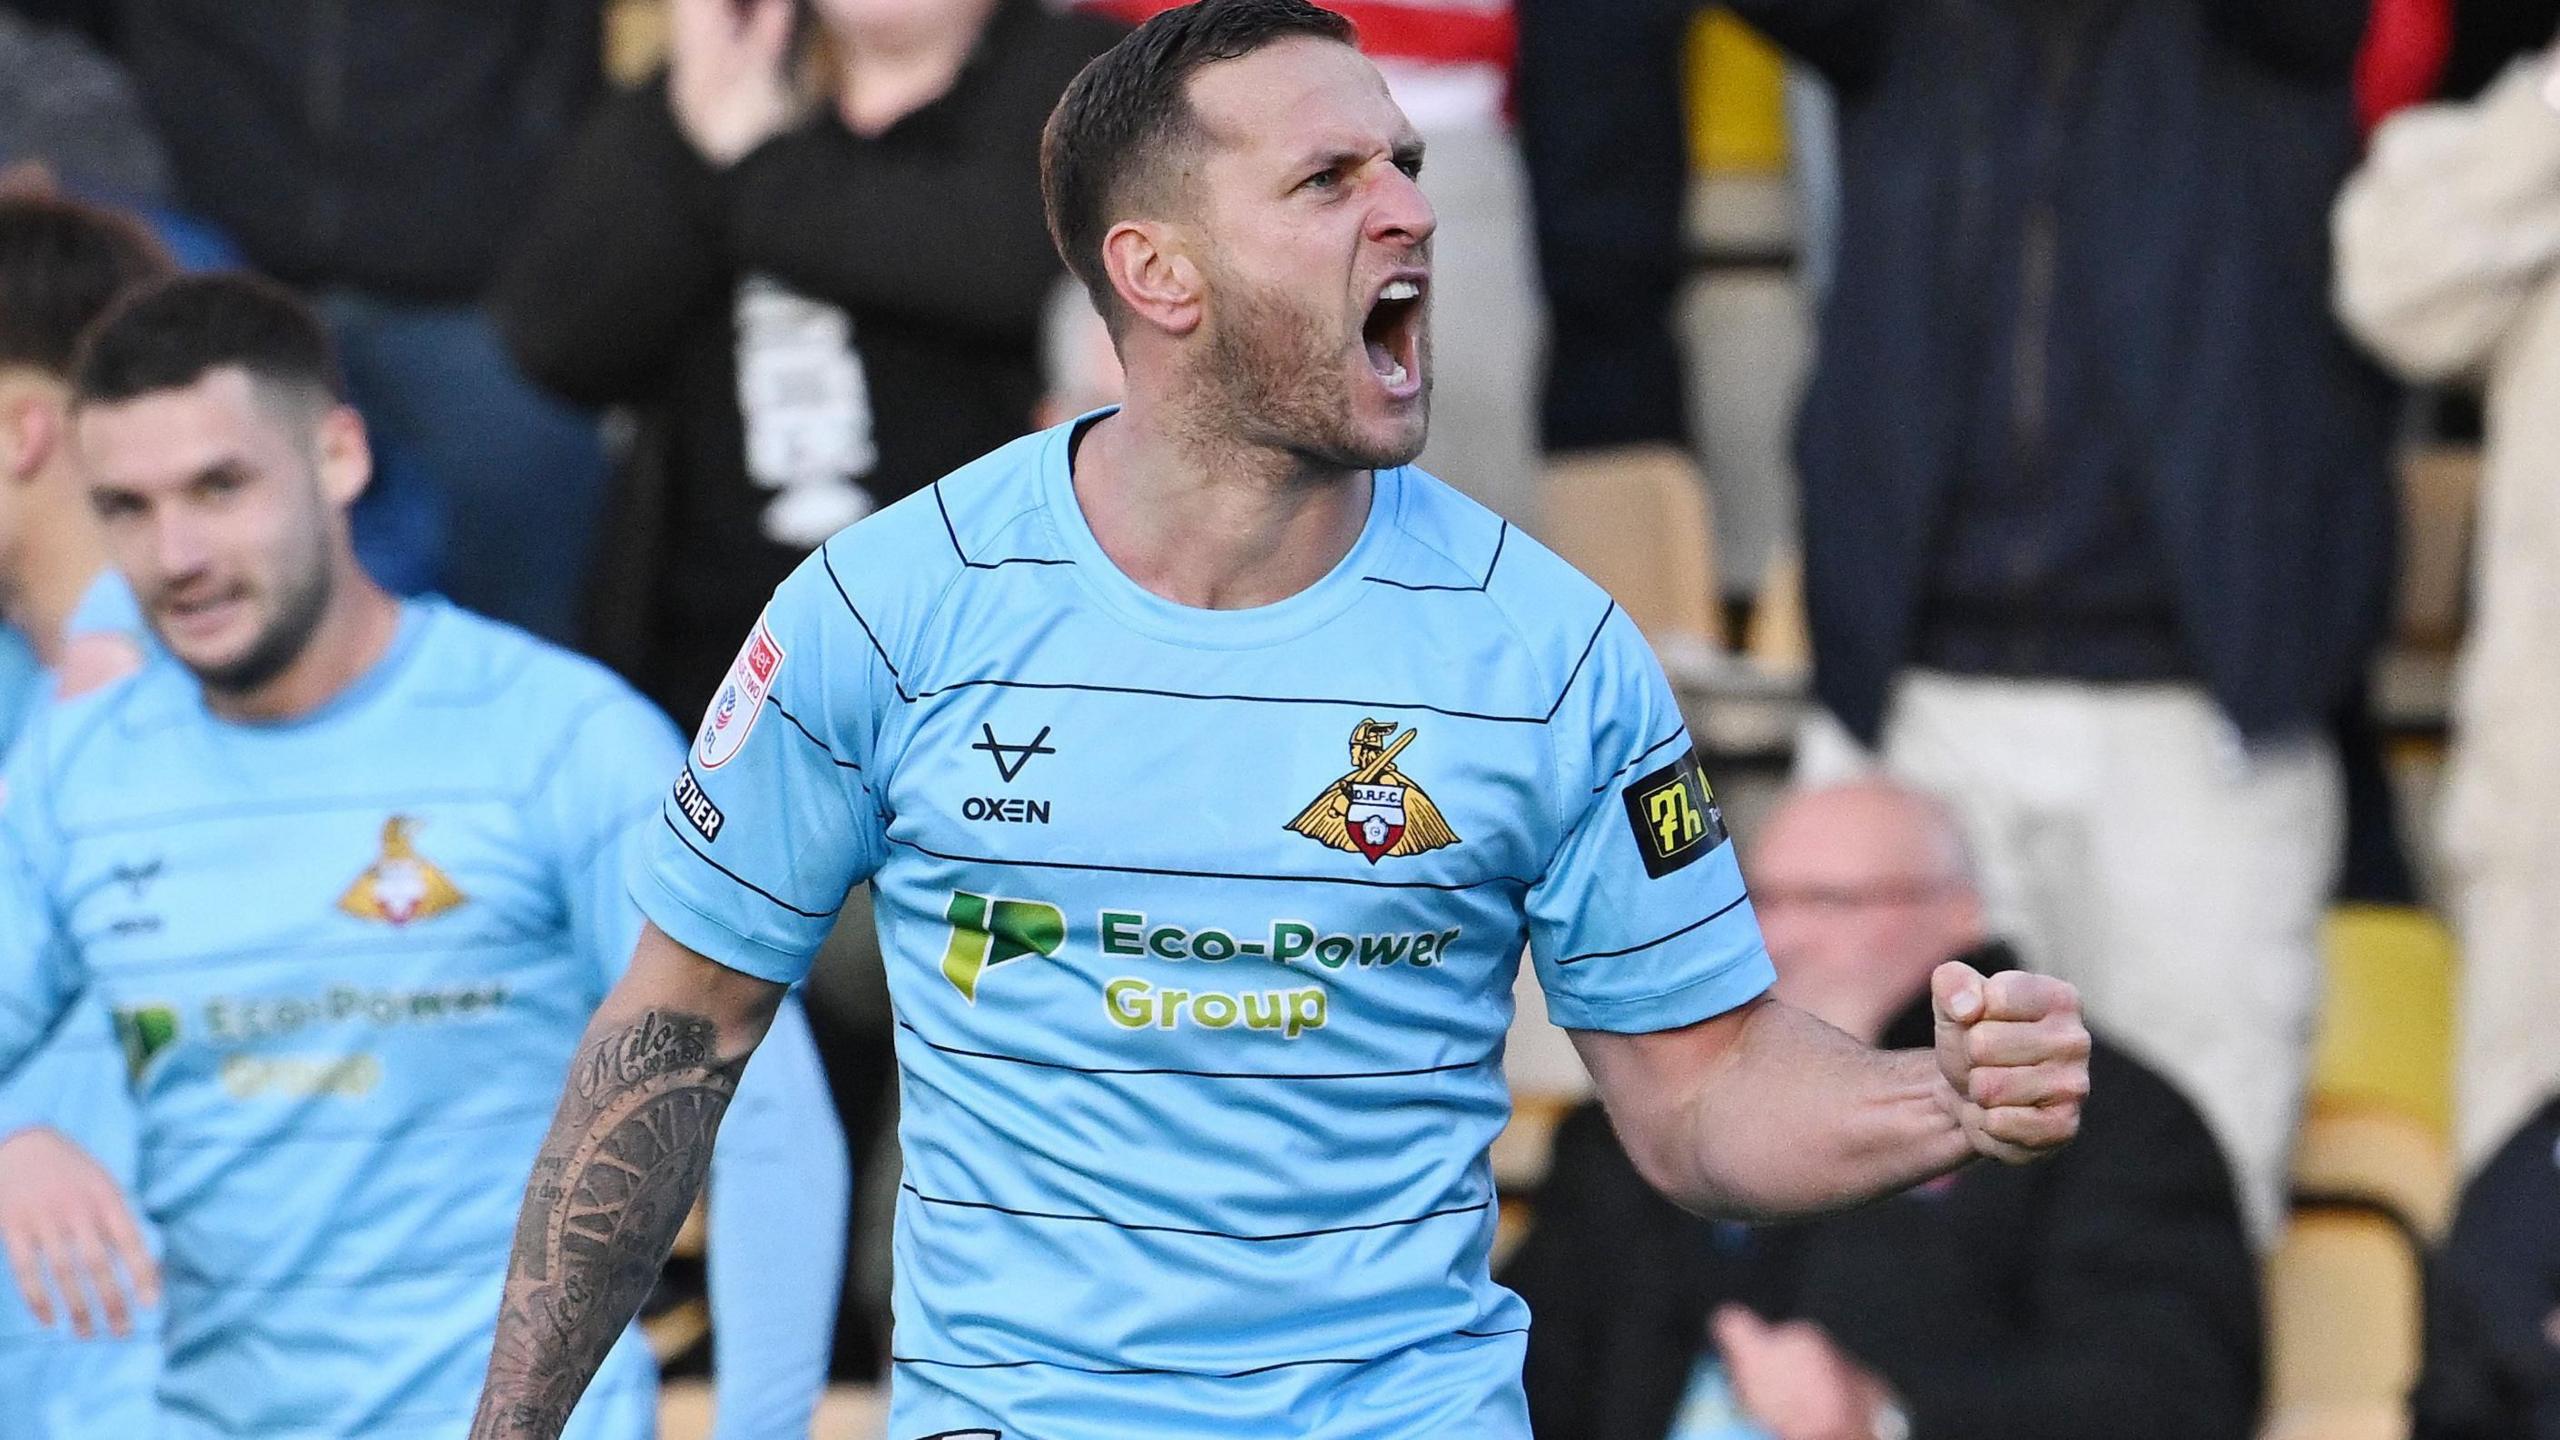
[1295,144,1365,171]
[1291,138,1428,173]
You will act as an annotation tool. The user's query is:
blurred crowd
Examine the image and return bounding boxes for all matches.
[1,0,2557,1438]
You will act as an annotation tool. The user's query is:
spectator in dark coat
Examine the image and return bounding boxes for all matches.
[1520,0,2395,1245]
[1507,779,2259,1440]
[497,0,1121,719]
[2414,1095,2560,1440]
[112,0,615,635]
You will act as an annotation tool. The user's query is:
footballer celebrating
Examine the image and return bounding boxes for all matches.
[471,4,2092,1438]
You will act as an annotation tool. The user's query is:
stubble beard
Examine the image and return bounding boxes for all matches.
[174,535,335,698]
[1203,277,1429,474]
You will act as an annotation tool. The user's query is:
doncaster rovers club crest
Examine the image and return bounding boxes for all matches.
[1286,719,1460,864]
[338,816,466,926]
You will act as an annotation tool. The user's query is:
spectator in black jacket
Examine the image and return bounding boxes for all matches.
[111,0,614,638]
[1521,0,2394,1246]
[1507,779,2259,1440]
[2414,1094,2560,1440]
[496,0,1121,720]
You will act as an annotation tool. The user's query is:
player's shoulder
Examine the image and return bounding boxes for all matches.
[410,599,620,703]
[63,569,143,641]
[0,655,165,822]
[1383,465,1623,656]
[407,599,675,752]
[785,423,1065,646]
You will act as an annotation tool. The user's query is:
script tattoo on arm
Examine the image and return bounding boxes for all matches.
[469,1010,747,1439]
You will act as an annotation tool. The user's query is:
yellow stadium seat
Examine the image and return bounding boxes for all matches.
[2291,1100,2455,1240]
[1744,545,1809,672]
[2314,906,2456,1138]
[660,1380,714,1440]
[1687,12,1790,175]
[661,1381,889,1440]
[2262,1206,2421,1440]
[1535,446,1723,656]
[1491,1090,1579,1193]
[2259,1405,2413,1440]
[606,0,671,86]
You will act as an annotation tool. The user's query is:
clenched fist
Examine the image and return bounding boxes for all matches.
[1930,962,2089,1164]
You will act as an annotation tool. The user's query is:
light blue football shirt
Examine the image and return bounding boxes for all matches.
[0,627,39,741]
[0,573,159,1440]
[638,416,1776,1439]
[0,596,842,1439]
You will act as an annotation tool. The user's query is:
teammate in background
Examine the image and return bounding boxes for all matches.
[0,196,154,727]
[0,194,167,1440]
[470,5,2090,1438]
[0,273,849,1440]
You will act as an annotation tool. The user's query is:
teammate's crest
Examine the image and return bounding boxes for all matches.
[696,614,786,770]
[338,816,467,927]
[1286,719,1460,864]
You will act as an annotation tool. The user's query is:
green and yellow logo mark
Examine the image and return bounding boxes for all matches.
[112,1003,181,1083]
[940,891,1065,1003]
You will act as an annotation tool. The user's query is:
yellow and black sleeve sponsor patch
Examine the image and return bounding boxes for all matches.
[1621,749,1729,878]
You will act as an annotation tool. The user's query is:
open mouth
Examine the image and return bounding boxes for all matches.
[159,588,247,636]
[1362,277,1425,394]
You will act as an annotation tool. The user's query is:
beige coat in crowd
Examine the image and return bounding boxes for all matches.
[2334,56,2560,1168]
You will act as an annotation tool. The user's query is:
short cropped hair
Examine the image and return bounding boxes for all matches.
[0,196,172,377]
[1040,0,1355,327]
[72,272,346,412]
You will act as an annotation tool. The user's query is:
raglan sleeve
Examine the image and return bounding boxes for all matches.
[703,990,848,1440]
[531,680,688,992]
[632,543,892,985]
[1522,605,1774,1033]
[0,720,86,1099]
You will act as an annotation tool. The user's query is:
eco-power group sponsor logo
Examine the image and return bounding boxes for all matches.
[936,892,1461,1041]
[113,983,513,1098]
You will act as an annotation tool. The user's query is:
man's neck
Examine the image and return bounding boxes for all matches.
[1070,403,1373,612]
[5,500,111,669]
[832,0,998,137]
[206,573,404,724]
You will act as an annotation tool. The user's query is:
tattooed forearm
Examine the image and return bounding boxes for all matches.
[469,1010,746,1440]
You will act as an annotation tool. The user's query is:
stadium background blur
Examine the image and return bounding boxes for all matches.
[0,0,2552,1436]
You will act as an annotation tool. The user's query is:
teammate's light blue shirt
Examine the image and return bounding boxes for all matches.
[0,596,846,1439]
[638,417,1776,1439]
[0,570,147,745]
[0,627,41,743]
[0,572,159,1440]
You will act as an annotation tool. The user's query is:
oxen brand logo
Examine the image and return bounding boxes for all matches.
[971,723,1055,783]
[1286,719,1459,864]
[338,816,467,926]
[696,615,786,770]
[1622,749,1728,879]
[962,796,1050,825]
[110,858,162,900]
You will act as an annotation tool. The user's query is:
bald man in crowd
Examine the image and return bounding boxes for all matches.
[1510,780,2263,1440]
